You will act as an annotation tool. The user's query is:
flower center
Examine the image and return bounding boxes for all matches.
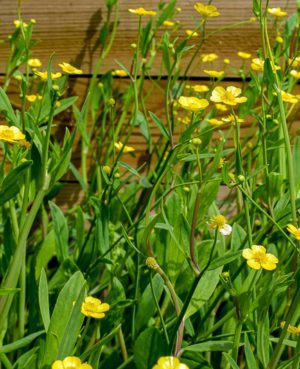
[212,215,226,228]
[223,91,235,102]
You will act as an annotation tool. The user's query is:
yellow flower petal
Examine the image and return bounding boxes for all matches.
[242,248,254,260]
[247,259,261,270]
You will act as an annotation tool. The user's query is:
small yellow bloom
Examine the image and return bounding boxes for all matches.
[35,71,62,80]
[194,2,220,17]
[251,58,264,72]
[114,141,135,153]
[219,158,226,168]
[163,20,175,27]
[267,8,287,17]
[237,51,251,60]
[0,125,25,144]
[210,86,247,106]
[200,53,218,62]
[287,224,300,240]
[280,322,300,334]
[288,57,300,68]
[112,69,127,77]
[81,296,110,319]
[152,356,189,369]
[58,62,83,75]
[223,58,230,64]
[290,70,300,79]
[186,29,199,37]
[281,91,298,104]
[222,114,244,125]
[25,94,42,103]
[51,356,93,369]
[215,103,228,111]
[242,245,278,270]
[178,96,209,113]
[128,8,156,16]
[28,58,42,68]
[191,85,209,93]
[14,20,28,28]
[208,215,232,236]
[203,70,224,79]
[276,34,284,44]
[178,116,190,125]
[146,257,159,270]
[207,118,224,126]
[103,165,111,175]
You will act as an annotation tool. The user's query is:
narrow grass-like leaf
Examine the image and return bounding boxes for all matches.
[38,268,50,332]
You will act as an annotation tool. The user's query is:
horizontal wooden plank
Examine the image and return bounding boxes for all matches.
[0,0,296,77]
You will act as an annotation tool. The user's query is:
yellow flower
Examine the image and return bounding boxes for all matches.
[146,257,159,270]
[28,58,42,68]
[191,85,209,93]
[242,245,278,270]
[210,86,247,106]
[219,158,226,168]
[251,58,264,72]
[290,70,300,79]
[114,141,135,153]
[186,29,199,37]
[215,103,228,111]
[200,53,218,62]
[203,70,224,79]
[222,114,244,125]
[163,20,175,27]
[152,356,189,369]
[237,51,251,59]
[0,125,25,143]
[280,322,300,334]
[207,118,224,126]
[128,8,156,16]
[194,2,220,17]
[25,94,42,103]
[178,116,190,125]
[276,34,284,44]
[267,8,287,17]
[81,296,110,319]
[35,71,62,80]
[223,58,230,64]
[14,20,28,28]
[208,215,232,236]
[281,91,298,104]
[287,224,300,240]
[112,69,127,77]
[51,356,93,369]
[288,57,300,68]
[178,96,209,113]
[58,62,83,75]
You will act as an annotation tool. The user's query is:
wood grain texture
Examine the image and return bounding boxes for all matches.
[0,0,296,77]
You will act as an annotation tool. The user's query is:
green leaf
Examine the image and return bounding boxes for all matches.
[0,87,18,126]
[35,230,56,279]
[293,136,300,196]
[0,331,44,354]
[244,333,258,369]
[223,352,240,369]
[0,288,20,296]
[134,327,166,369]
[41,271,86,367]
[208,250,241,270]
[38,268,50,332]
[49,201,69,262]
[149,111,170,140]
[183,340,233,352]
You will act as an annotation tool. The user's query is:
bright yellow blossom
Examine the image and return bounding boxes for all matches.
[35,71,62,80]
[114,141,135,153]
[0,125,25,144]
[276,34,284,43]
[280,91,298,104]
[215,103,228,111]
[251,58,264,72]
[267,8,287,17]
[112,69,127,77]
[28,58,42,68]
[207,118,224,126]
[200,53,218,62]
[208,215,232,236]
[223,58,230,64]
[222,114,244,125]
[128,8,156,16]
[178,96,209,112]
[219,158,226,168]
[81,296,110,319]
[163,20,175,27]
[203,70,224,78]
[237,51,251,59]
[242,245,278,270]
[280,322,300,334]
[287,224,300,240]
[52,356,92,369]
[210,86,247,106]
[191,85,209,93]
[25,94,42,103]
[152,356,189,369]
[186,29,198,37]
[290,70,300,79]
[14,20,28,28]
[59,62,83,75]
[194,2,220,17]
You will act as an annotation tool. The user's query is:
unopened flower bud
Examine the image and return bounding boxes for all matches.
[238,174,245,182]
[108,98,115,107]
[146,257,159,270]
[103,165,111,175]
[183,186,190,192]
[190,138,202,145]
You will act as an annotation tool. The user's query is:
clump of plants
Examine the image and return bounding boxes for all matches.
[0,1,300,369]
